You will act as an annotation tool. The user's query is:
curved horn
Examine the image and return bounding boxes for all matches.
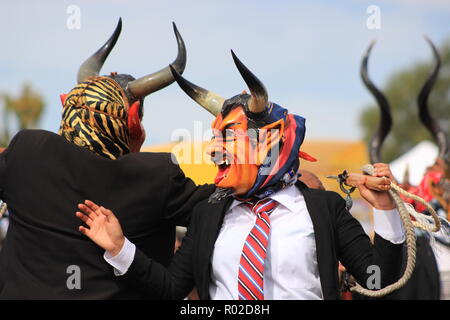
[231,50,268,114]
[169,65,224,116]
[418,36,447,159]
[361,40,392,164]
[127,22,187,98]
[77,18,122,83]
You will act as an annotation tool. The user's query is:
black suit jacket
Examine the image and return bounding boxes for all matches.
[123,181,404,300]
[0,129,214,299]
[390,234,440,299]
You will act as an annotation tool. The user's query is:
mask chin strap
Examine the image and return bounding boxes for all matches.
[208,187,234,204]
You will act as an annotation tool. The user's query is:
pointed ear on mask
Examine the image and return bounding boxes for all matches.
[60,94,68,107]
[254,119,285,166]
[127,100,146,153]
[128,101,141,139]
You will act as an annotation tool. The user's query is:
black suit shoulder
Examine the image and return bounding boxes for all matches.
[5,129,50,153]
[8,129,67,149]
[11,128,50,141]
[306,187,346,205]
[296,182,347,225]
[188,195,228,225]
[10,128,175,165]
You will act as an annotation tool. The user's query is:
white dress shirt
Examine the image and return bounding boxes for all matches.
[105,184,405,299]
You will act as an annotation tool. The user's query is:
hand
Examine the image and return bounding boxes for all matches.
[357,163,396,210]
[372,163,396,182]
[76,200,125,257]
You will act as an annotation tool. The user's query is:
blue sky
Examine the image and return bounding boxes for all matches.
[1,0,449,145]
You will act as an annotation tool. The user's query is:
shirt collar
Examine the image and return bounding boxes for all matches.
[229,184,301,213]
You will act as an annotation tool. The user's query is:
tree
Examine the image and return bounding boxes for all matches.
[0,83,45,146]
[360,38,450,162]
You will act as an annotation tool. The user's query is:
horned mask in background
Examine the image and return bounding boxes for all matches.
[362,36,450,219]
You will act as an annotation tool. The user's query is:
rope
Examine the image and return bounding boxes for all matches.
[349,164,441,297]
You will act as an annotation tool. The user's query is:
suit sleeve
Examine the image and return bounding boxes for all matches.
[122,205,199,299]
[334,193,403,290]
[163,154,215,226]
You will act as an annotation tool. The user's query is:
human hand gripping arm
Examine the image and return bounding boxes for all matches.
[335,164,404,291]
[354,163,405,243]
[352,163,395,210]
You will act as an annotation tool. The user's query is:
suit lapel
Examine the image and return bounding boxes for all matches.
[200,196,234,299]
[204,197,233,254]
[296,181,338,300]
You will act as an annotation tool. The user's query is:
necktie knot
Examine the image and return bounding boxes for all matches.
[244,198,278,216]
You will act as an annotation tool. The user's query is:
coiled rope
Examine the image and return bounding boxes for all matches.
[350,164,441,297]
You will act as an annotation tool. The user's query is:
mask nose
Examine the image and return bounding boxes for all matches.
[206,140,227,163]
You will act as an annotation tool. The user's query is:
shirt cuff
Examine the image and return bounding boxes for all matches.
[103,237,136,276]
[373,208,405,244]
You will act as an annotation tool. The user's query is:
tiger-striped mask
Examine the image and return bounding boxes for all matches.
[58,18,186,159]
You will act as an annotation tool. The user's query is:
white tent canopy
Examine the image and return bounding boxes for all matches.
[389,140,438,186]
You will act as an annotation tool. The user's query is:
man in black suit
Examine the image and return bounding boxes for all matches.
[0,21,214,299]
[76,52,406,300]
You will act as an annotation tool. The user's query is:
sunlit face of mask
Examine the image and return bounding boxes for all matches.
[207,106,258,195]
[207,105,284,196]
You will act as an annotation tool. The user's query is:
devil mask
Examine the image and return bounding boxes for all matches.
[170,51,315,201]
[58,18,186,159]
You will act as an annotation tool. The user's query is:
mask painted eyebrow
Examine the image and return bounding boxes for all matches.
[223,122,241,130]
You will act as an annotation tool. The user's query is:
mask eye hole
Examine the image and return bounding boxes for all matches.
[247,128,259,146]
[224,129,237,142]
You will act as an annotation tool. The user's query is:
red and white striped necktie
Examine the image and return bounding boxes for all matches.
[238,198,278,300]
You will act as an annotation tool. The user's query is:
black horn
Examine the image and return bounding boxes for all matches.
[127,22,187,98]
[361,40,392,164]
[418,36,448,159]
[77,18,122,83]
[231,50,268,114]
[169,65,224,116]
